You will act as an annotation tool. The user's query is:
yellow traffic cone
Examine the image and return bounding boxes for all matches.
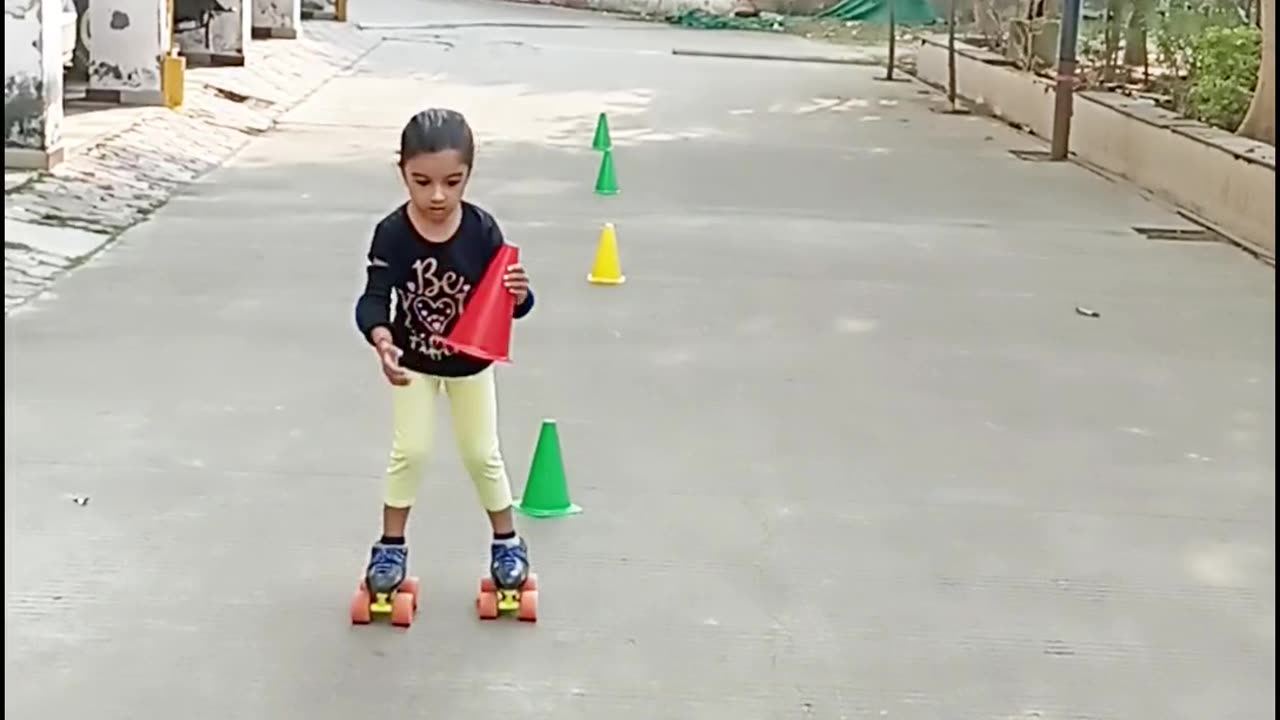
[587,222,626,285]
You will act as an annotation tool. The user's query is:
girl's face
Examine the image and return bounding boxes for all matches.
[401,149,470,222]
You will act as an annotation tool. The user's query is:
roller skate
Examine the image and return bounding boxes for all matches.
[350,542,420,627]
[476,537,538,622]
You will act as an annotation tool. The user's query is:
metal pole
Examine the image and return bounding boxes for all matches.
[885,0,897,80]
[1050,0,1082,160]
[947,0,957,108]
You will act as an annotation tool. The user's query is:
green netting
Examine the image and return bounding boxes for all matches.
[816,0,938,25]
[666,0,938,30]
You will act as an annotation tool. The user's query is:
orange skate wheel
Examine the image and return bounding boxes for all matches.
[400,576,421,609]
[390,592,415,627]
[522,573,538,592]
[517,590,538,623]
[350,589,372,625]
[479,576,496,594]
[476,589,499,620]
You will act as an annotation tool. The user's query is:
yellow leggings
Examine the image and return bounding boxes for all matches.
[383,366,514,512]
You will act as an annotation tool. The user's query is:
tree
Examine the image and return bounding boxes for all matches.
[1237,0,1274,144]
[1123,0,1152,76]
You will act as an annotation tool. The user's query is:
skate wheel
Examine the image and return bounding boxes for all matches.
[400,576,421,610]
[390,592,415,627]
[350,589,372,625]
[476,590,499,620]
[522,573,538,592]
[517,590,538,623]
[479,576,496,594]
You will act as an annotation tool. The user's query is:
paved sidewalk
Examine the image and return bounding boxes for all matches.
[4,23,379,313]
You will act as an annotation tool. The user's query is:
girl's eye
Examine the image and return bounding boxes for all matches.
[415,180,431,187]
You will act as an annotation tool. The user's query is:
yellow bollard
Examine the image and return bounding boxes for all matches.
[162,49,186,109]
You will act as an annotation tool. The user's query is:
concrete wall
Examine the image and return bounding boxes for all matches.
[175,0,251,64]
[86,0,167,102]
[505,0,736,15]
[594,0,734,12]
[915,36,1276,259]
[300,0,335,19]
[504,0,833,13]
[252,0,300,38]
[5,0,64,165]
[755,0,828,13]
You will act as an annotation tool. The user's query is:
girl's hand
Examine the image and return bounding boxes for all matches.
[504,263,530,305]
[375,339,411,386]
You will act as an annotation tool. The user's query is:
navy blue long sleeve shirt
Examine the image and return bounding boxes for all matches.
[354,201,534,377]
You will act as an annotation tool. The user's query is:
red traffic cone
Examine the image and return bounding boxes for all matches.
[442,244,520,363]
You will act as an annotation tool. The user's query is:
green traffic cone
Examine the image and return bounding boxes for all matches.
[514,419,582,518]
[591,112,612,151]
[594,149,619,196]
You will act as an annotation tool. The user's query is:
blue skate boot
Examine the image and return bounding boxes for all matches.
[352,541,420,627]
[365,542,408,595]
[477,536,538,621]
[490,537,531,590]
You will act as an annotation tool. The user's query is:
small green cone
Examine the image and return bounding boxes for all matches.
[591,112,612,151]
[514,419,582,518]
[594,149,619,196]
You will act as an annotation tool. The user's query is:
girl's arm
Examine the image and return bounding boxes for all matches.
[481,212,535,320]
[355,227,395,344]
[514,286,535,319]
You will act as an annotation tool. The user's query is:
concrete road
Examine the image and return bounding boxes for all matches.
[5,1,1275,718]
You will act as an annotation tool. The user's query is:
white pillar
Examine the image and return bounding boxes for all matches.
[175,0,252,66]
[4,0,66,169]
[85,0,169,105]
[252,0,301,39]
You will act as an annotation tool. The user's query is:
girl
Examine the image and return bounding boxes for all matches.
[354,108,535,598]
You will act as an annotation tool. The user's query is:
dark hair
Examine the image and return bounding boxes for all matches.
[398,108,475,168]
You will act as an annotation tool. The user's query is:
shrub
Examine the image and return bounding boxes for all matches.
[1184,24,1262,130]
